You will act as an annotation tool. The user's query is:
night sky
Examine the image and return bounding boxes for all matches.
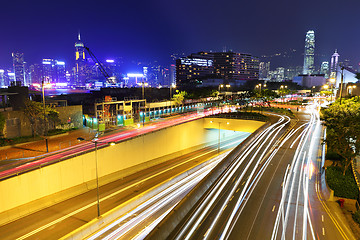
[1,0,359,69]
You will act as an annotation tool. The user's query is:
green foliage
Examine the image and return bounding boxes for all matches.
[352,210,360,225]
[22,100,60,136]
[321,97,360,174]
[325,166,359,199]
[172,91,186,106]
[0,112,5,136]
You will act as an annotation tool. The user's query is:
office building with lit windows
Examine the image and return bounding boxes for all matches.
[303,30,315,75]
[176,51,259,87]
[75,33,87,87]
[12,52,26,86]
[176,52,214,86]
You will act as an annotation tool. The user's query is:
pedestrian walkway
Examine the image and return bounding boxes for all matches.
[0,127,98,163]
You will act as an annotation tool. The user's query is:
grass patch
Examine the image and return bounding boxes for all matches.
[325,166,359,199]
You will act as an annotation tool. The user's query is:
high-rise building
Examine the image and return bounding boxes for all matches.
[259,62,270,79]
[75,33,87,87]
[212,52,259,83]
[330,50,340,79]
[12,52,26,86]
[54,60,66,83]
[176,51,259,87]
[42,59,54,83]
[176,52,214,86]
[0,70,5,88]
[320,61,329,79]
[303,30,315,75]
[169,64,176,86]
[29,64,42,84]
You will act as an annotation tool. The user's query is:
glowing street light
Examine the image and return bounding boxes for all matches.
[77,134,115,218]
[42,79,52,153]
[210,120,230,153]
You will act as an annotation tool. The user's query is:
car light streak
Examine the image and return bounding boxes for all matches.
[177,120,284,240]
[88,158,221,240]
[174,122,279,240]
[215,121,288,240]
[174,115,290,240]
[271,104,321,240]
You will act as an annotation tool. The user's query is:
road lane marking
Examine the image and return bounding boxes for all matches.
[272,205,276,212]
[322,227,325,235]
[322,215,324,222]
[16,142,234,240]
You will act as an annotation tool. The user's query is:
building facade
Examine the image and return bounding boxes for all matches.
[176,51,259,87]
[75,33,87,87]
[12,52,26,86]
[303,30,315,75]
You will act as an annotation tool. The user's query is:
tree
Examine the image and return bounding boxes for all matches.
[172,91,186,107]
[23,100,43,136]
[321,97,360,175]
[22,100,59,136]
[0,112,5,137]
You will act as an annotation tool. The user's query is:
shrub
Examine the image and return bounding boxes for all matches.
[325,166,359,199]
[353,210,360,225]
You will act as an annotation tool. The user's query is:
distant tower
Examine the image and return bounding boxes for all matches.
[320,61,329,79]
[330,50,340,79]
[12,52,26,86]
[303,30,315,75]
[75,32,87,87]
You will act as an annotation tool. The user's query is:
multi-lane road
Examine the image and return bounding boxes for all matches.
[0,117,248,240]
[148,104,356,240]
[0,104,357,240]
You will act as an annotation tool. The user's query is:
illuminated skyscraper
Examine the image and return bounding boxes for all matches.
[75,33,87,87]
[303,30,315,75]
[12,52,26,86]
[330,50,340,79]
[320,61,329,78]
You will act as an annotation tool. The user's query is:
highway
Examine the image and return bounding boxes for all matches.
[0,109,223,180]
[148,104,355,240]
[0,128,248,239]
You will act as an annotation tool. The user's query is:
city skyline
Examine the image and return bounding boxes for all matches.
[0,0,359,69]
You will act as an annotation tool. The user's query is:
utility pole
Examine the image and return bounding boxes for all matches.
[42,79,48,153]
[339,67,344,104]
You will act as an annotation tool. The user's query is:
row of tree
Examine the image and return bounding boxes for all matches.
[321,97,360,175]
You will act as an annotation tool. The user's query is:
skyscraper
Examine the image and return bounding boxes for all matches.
[330,50,340,79]
[303,30,315,75]
[75,33,87,87]
[12,52,26,86]
[320,61,329,78]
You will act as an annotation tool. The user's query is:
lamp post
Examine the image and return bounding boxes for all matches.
[141,81,148,100]
[170,84,176,99]
[347,85,356,96]
[42,79,49,153]
[77,134,115,218]
[339,67,345,104]
[210,120,229,154]
[329,78,335,102]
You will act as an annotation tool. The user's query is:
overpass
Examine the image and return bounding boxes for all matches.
[0,115,265,239]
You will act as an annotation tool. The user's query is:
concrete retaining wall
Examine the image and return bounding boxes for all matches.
[0,118,264,225]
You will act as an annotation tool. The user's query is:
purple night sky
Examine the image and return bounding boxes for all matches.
[0,0,359,68]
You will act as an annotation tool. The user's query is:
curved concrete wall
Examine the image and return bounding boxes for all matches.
[0,118,264,225]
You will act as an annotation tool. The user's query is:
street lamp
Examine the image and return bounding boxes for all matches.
[347,85,356,96]
[210,120,229,153]
[170,84,176,99]
[218,84,224,92]
[42,79,51,153]
[329,78,335,101]
[141,81,148,100]
[77,134,115,218]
